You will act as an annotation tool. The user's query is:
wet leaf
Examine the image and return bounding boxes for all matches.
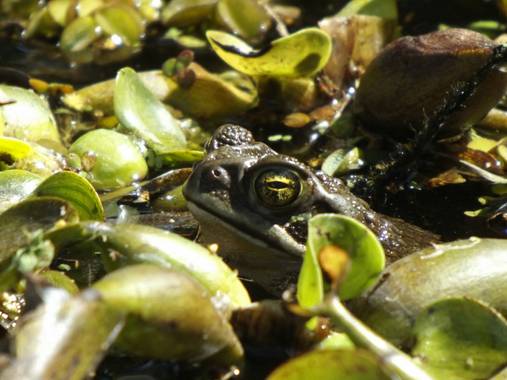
[2,288,124,380]
[114,67,187,154]
[69,129,148,190]
[298,214,385,308]
[0,85,61,145]
[13,141,67,178]
[267,349,390,380]
[93,264,243,363]
[33,171,104,221]
[207,27,332,78]
[0,170,42,213]
[48,222,251,311]
[412,298,507,380]
[353,238,507,346]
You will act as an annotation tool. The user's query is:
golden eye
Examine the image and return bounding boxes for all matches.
[254,169,301,207]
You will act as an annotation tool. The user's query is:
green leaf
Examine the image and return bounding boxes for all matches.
[157,149,205,167]
[2,288,124,380]
[69,129,148,190]
[216,0,271,41]
[47,222,252,312]
[298,214,385,307]
[33,171,104,221]
[267,349,390,380]
[412,298,507,380]
[321,147,364,177]
[0,197,78,284]
[40,270,79,294]
[60,15,100,53]
[338,0,398,21]
[114,67,187,154]
[0,137,33,160]
[166,63,258,119]
[206,27,332,78]
[297,243,324,309]
[0,85,61,145]
[354,238,507,346]
[162,0,217,27]
[93,264,243,363]
[0,169,42,213]
[94,4,144,46]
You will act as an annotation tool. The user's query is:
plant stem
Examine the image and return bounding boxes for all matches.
[314,295,433,380]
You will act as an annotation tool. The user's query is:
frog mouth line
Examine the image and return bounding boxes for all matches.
[186,200,304,258]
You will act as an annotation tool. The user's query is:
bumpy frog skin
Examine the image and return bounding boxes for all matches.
[183,124,438,294]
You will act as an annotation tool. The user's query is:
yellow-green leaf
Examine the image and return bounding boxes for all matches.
[338,0,398,21]
[268,349,390,380]
[206,27,332,78]
[114,67,187,154]
[412,298,507,380]
[33,171,104,221]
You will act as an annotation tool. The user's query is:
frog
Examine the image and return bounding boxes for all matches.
[183,124,439,295]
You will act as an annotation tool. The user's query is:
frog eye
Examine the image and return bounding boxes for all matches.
[253,169,302,208]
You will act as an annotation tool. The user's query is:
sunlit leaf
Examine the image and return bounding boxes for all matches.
[157,149,205,167]
[47,0,72,26]
[94,264,243,363]
[298,214,385,307]
[338,0,398,20]
[69,129,147,190]
[60,15,100,53]
[268,349,390,380]
[47,222,252,312]
[297,242,324,309]
[354,238,507,346]
[0,169,42,213]
[412,298,507,380]
[207,28,332,78]
[114,67,187,154]
[162,0,217,26]
[94,4,144,46]
[167,63,258,119]
[0,197,78,269]
[33,171,104,221]
[0,85,61,145]
[216,0,271,41]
